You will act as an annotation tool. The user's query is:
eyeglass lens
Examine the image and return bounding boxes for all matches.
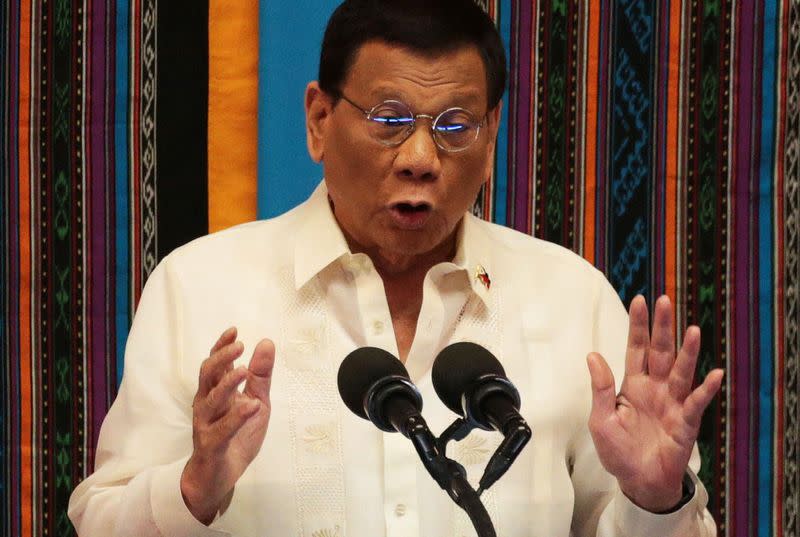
[366,101,481,151]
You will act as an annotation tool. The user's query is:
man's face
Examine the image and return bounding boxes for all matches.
[305,41,501,262]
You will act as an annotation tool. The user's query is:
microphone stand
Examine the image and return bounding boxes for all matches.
[442,460,496,537]
[396,413,497,537]
[364,378,499,536]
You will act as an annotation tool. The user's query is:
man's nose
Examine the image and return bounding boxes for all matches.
[392,124,442,181]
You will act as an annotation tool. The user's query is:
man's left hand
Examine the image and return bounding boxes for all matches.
[586,294,724,512]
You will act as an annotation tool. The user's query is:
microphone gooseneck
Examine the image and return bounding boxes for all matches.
[432,341,532,494]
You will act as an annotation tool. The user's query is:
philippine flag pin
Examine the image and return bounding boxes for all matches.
[475,264,491,290]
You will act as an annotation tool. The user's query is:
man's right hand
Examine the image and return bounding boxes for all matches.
[180,327,275,525]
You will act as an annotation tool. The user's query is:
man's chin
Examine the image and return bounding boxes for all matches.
[374,228,456,264]
[383,229,442,253]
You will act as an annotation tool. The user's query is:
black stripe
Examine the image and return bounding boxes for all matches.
[0,0,10,533]
[155,0,209,262]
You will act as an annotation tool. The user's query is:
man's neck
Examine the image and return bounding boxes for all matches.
[340,224,458,282]
[343,231,458,362]
[368,243,453,281]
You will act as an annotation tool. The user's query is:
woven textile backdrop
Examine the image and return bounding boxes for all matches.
[1,1,796,536]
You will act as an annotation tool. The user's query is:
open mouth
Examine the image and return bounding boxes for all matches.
[389,202,432,229]
[394,202,431,214]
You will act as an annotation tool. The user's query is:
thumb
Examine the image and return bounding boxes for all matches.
[587,352,617,421]
[244,338,275,404]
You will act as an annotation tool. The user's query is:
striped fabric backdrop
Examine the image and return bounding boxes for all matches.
[0,1,796,536]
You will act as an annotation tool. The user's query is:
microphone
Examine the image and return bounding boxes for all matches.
[337,346,424,436]
[432,342,531,494]
[337,347,459,488]
[337,346,497,537]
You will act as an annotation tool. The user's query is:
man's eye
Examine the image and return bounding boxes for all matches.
[436,122,470,133]
[373,116,413,128]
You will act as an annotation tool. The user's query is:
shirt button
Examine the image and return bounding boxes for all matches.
[394,503,406,517]
[372,320,385,335]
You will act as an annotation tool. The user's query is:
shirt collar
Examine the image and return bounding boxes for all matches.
[293,181,495,304]
[293,181,351,290]
[450,211,494,305]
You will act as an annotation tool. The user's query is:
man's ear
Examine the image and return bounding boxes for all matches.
[305,81,333,163]
[483,100,503,181]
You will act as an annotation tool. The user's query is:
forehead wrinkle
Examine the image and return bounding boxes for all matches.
[366,76,485,115]
[370,81,482,108]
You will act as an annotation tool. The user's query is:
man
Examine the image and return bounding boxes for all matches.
[69,1,723,536]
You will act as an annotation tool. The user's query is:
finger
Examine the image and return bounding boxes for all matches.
[198,340,245,396]
[624,295,650,376]
[202,366,249,421]
[212,398,262,444]
[244,339,276,405]
[648,295,675,379]
[210,326,237,354]
[683,368,724,428]
[587,352,617,423]
[668,325,701,401]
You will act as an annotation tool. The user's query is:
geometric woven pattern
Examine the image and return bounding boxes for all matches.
[2,1,795,536]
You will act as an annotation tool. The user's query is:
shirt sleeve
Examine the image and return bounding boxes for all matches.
[569,273,718,537]
[67,258,230,537]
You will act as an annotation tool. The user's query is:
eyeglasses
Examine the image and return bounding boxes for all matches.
[340,94,486,153]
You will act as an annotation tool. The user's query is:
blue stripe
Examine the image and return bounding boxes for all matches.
[757,3,777,536]
[492,0,512,227]
[115,0,130,385]
[606,0,656,303]
[257,1,339,218]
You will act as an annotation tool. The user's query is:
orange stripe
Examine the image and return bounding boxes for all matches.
[19,1,33,534]
[208,0,258,233]
[582,1,600,264]
[664,0,681,302]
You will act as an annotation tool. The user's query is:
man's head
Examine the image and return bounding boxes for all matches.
[304,0,506,270]
[318,0,507,111]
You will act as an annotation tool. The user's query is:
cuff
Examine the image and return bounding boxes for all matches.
[613,472,708,537]
[150,458,231,537]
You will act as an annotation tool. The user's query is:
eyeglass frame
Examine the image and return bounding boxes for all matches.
[338,93,488,153]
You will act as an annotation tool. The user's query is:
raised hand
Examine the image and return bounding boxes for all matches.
[180,327,275,524]
[586,295,724,512]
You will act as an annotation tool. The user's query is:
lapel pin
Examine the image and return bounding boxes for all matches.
[475,264,491,290]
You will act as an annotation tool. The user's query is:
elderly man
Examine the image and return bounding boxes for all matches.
[69,1,723,536]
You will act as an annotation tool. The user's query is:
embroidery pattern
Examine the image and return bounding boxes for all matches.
[449,289,502,536]
[280,268,345,536]
[302,423,336,455]
[310,524,341,537]
[455,432,501,467]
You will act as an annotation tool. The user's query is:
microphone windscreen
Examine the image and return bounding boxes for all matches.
[337,346,409,419]
[432,341,506,415]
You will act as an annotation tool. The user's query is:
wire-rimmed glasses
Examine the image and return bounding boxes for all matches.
[340,94,486,153]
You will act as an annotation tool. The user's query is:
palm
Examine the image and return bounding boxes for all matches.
[182,334,275,524]
[227,393,270,474]
[587,295,723,511]
[593,369,695,491]
[219,341,274,488]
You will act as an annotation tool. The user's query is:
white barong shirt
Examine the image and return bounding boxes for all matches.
[69,182,716,537]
